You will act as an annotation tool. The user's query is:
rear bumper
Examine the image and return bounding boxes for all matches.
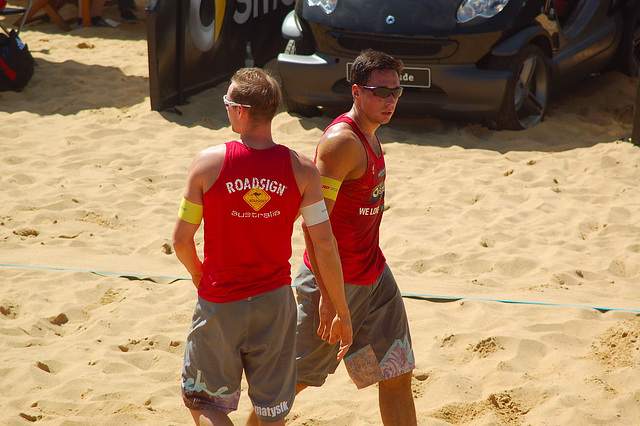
[277,52,511,117]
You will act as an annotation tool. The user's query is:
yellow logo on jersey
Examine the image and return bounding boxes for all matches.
[243,187,271,211]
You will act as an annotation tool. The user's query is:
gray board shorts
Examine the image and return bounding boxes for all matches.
[295,262,415,389]
[182,285,296,423]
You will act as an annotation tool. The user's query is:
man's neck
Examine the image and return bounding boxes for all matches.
[346,107,383,157]
[348,107,380,140]
[239,125,276,150]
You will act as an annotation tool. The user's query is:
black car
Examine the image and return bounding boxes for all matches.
[277,0,640,130]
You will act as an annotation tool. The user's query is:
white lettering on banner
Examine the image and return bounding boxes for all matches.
[234,0,295,25]
[189,0,294,52]
[254,401,290,418]
[359,206,380,216]
[189,0,225,52]
[225,178,287,196]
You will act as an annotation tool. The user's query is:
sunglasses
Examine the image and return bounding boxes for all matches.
[358,85,403,99]
[223,94,251,108]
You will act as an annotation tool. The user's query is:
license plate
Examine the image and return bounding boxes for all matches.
[346,63,431,88]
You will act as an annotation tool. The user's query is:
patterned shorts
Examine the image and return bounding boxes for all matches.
[295,263,415,389]
[182,285,296,422]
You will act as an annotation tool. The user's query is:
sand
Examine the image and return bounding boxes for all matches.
[2,2,640,424]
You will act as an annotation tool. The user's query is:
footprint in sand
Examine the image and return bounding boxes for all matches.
[467,337,504,359]
[591,319,640,370]
[13,228,39,237]
[0,304,18,319]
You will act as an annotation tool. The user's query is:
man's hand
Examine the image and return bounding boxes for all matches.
[316,293,336,341]
[317,294,352,361]
[329,314,353,361]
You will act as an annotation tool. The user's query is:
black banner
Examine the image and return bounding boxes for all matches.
[147,0,294,111]
[633,73,640,146]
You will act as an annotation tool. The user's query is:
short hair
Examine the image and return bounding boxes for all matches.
[350,49,404,86]
[230,68,281,123]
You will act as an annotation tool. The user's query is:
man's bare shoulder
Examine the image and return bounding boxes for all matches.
[197,144,226,160]
[317,121,365,180]
[191,144,226,172]
[320,122,360,153]
[289,149,318,176]
[289,148,321,199]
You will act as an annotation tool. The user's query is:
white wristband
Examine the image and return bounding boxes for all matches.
[300,200,329,227]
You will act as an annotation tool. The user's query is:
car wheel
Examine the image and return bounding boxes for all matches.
[614,5,640,77]
[282,40,322,117]
[485,44,550,130]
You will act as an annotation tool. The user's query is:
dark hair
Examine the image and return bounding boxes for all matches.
[350,49,404,86]
[230,68,281,123]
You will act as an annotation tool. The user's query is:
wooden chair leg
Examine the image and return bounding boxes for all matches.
[43,1,70,30]
[16,0,92,31]
[79,0,91,27]
[14,0,48,28]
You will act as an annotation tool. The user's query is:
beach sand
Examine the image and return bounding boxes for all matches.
[2,3,640,424]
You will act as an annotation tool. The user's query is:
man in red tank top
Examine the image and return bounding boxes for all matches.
[173,68,352,426]
[296,50,417,425]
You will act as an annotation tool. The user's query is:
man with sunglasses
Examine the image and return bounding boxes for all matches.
[296,49,416,424]
[173,67,352,426]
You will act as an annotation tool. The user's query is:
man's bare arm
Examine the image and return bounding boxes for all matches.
[294,149,353,359]
[172,146,225,288]
[302,125,365,344]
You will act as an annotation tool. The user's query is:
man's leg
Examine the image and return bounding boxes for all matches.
[378,371,417,426]
[117,0,139,21]
[183,298,245,426]
[196,408,285,426]
[77,0,106,20]
[190,408,233,426]
[245,384,308,426]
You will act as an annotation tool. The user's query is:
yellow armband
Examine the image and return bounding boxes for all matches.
[321,176,342,201]
[178,197,203,225]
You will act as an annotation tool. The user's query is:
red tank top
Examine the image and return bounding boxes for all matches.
[199,141,302,303]
[304,113,386,285]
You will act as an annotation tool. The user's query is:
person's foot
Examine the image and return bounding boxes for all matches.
[76,16,110,28]
[92,17,112,27]
[121,8,139,22]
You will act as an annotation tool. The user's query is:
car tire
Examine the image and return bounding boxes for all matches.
[613,4,640,78]
[282,40,322,117]
[485,44,550,131]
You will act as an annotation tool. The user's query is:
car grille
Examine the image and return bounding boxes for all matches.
[326,31,457,59]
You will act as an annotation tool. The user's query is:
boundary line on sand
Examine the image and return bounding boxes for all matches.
[2,263,640,314]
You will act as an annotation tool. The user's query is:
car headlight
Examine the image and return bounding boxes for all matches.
[307,0,338,14]
[457,0,509,23]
